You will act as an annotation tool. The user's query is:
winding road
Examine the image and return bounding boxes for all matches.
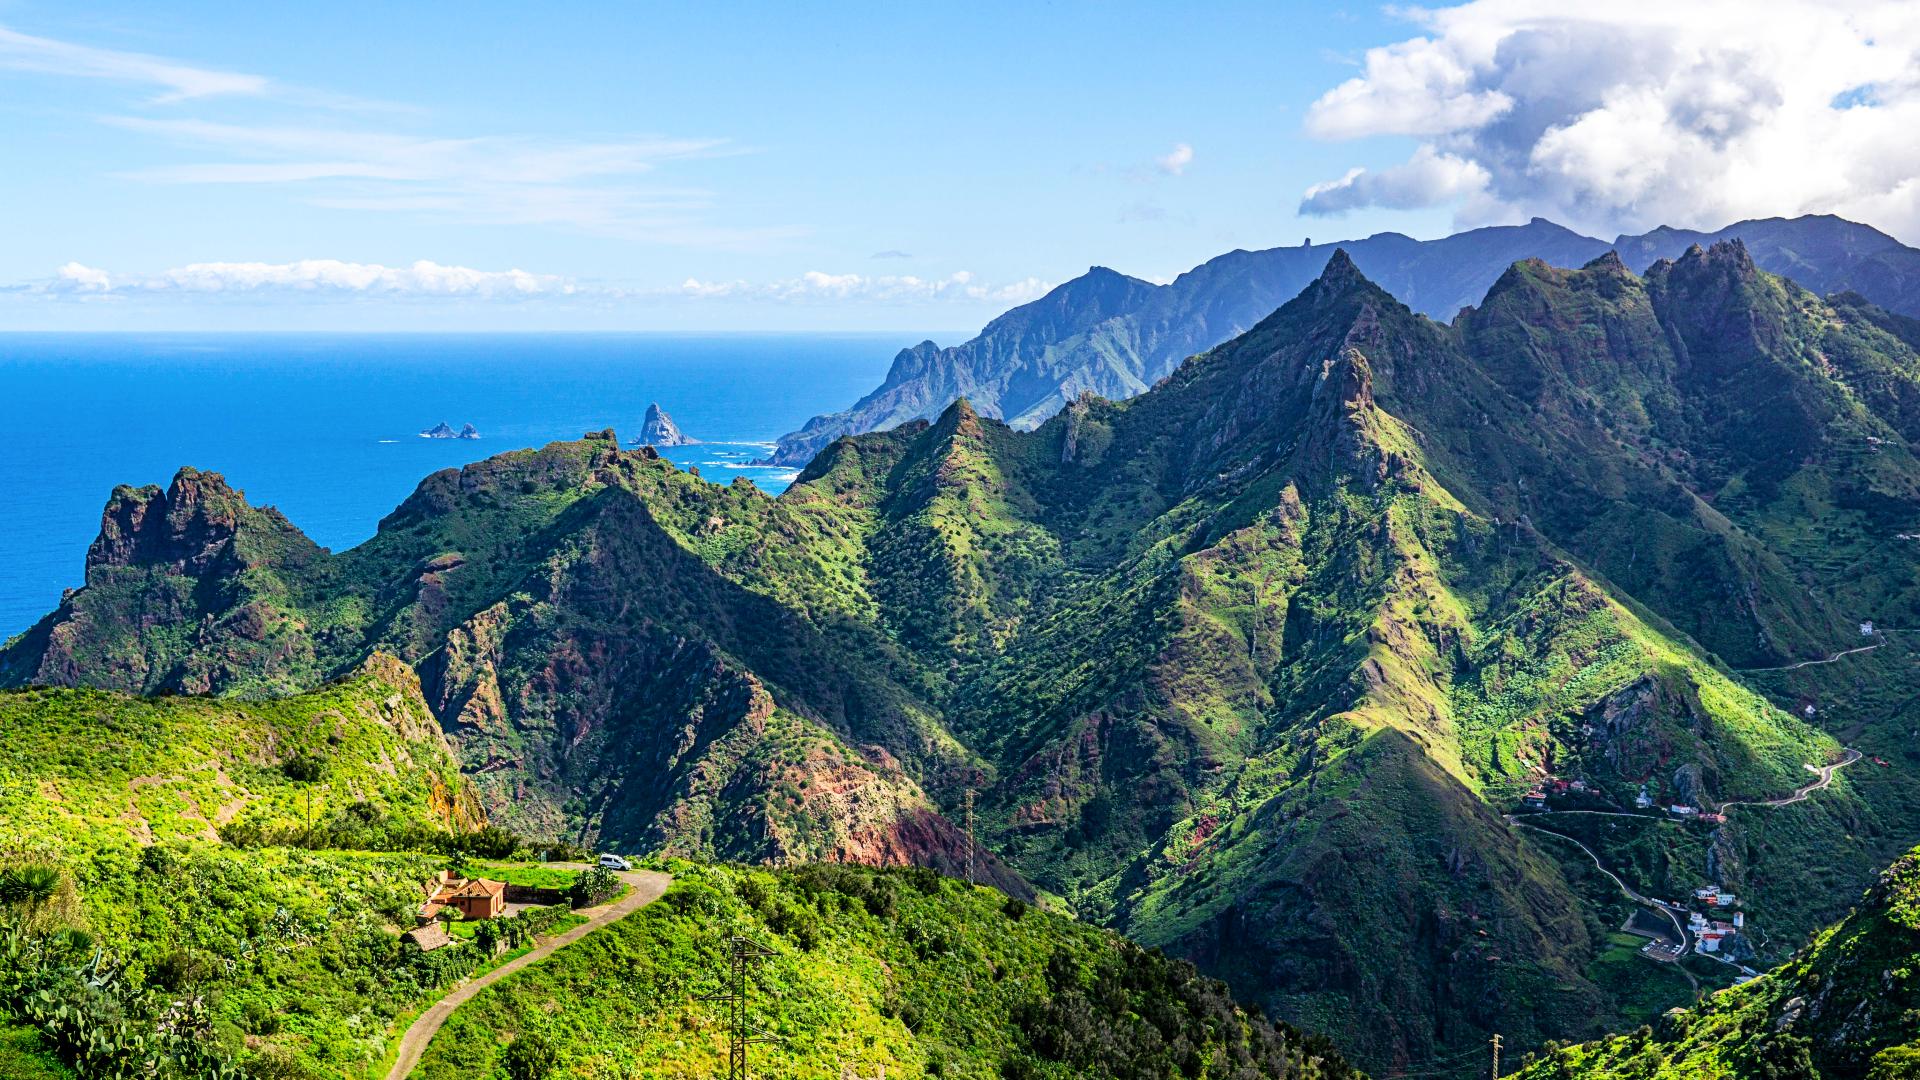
[384,867,672,1080]
[1508,818,1699,992]
[1739,643,1883,673]
[1719,749,1862,810]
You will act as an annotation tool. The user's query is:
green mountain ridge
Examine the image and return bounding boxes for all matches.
[10,242,1920,1072]
[766,214,1920,466]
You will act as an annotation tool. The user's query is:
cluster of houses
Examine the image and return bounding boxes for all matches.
[1521,777,1591,809]
[1685,886,1746,955]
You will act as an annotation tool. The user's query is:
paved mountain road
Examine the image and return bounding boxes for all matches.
[1720,749,1862,809]
[385,867,672,1079]
[1740,643,1883,672]
[1509,818,1699,992]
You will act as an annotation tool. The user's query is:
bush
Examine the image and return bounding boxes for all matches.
[567,867,621,909]
[502,1029,558,1080]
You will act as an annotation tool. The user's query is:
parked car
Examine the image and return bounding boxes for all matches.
[597,853,631,871]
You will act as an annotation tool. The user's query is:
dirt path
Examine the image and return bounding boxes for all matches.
[385,868,672,1079]
[1721,749,1862,809]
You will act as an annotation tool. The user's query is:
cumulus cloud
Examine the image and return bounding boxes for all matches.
[1155,143,1195,176]
[1301,146,1492,215]
[38,259,573,299]
[1298,1,1920,238]
[679,270,1051,305]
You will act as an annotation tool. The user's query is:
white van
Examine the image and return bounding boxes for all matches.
[597,853,631,871]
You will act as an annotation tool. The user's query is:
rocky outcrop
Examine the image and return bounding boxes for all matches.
[635,402,697,447]
[86,468,249,578]
[420,422,480,439]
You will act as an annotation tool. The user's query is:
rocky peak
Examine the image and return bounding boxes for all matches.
[86,467,249,578]
[1673,238,1759,282]
[638,403,697,447]
[1581,250,1631,276]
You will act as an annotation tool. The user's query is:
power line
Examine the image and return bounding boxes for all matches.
[700,934,779,1080]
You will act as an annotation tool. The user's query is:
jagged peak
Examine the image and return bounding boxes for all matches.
[1317,247,1365,286]
[1581,249,1631,275]
[85,465,265,576]
[933,396,984,435]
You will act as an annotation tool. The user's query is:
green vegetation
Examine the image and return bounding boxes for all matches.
[0,655,476,854]
[1517,843,1920,1079]
[414,861,1361,1080]
[10,241,1920,1071]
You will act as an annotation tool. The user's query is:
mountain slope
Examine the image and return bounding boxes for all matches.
[413,861,1365,1080]
[1516,843,1920,1080]
[11,249,1920,1072]
[0,653,478,852]
[768,215,1920,466]
[0,437,1016,889]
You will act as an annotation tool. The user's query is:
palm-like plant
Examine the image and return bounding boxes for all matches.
[0,862,62,907]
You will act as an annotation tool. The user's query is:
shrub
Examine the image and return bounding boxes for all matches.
[567,867,621,909]
[502,1029,558,1080]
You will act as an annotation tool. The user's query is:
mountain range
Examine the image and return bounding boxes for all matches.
[9,238,1920,1072]
[765,214,1920,466]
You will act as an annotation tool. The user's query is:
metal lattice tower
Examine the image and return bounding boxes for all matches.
[963,788,976,886]
[700,935,778,1080]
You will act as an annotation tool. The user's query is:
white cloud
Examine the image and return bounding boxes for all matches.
[0,25,785,247]
[1300,146,1491,215]
[1155,143,1195,176]
[101,116,769,240]
[0,25,267,102]
[39,259,574,299]
[22,260,1053,308]
[679,270,1052,305]
[1297,1,1920,239]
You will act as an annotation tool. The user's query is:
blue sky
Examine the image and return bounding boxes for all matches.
[2,1,1915,331]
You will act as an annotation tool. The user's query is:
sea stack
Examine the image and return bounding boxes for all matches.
[635,402,697,447]
[420,422,481,440]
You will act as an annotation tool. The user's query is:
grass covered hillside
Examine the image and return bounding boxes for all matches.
[11,242,1920,1071]
[0,653,478,853]
[0,664,527,1077]
[413,860,1362,1080]
[1515,843,1920,1080]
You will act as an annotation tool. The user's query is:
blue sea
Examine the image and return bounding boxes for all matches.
[0,333,922,638]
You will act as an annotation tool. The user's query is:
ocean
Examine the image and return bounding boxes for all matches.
[0,332,920,639]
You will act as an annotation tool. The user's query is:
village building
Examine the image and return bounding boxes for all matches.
[419,872,508,922]
[1635,786,1655,809]
[401,922,453,952]
[1668,804,1698,818]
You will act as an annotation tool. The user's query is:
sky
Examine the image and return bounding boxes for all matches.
[1,1,1917,332]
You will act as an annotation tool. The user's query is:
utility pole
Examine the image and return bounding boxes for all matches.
[701,935,778,1080]
[963,788,976,886]
[1491,1033,1502,1080]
